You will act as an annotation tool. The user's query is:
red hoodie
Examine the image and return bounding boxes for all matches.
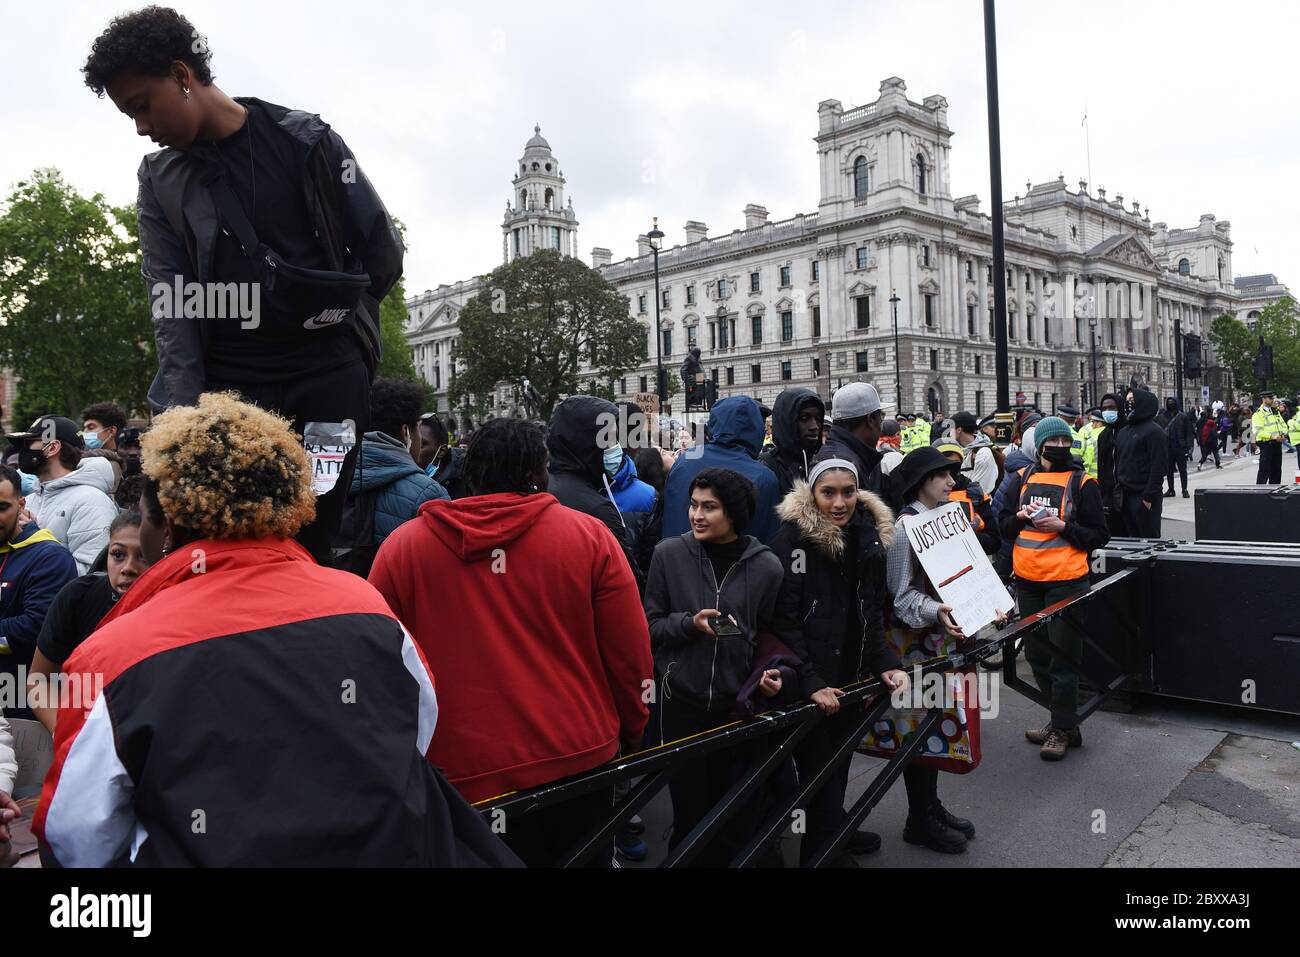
[369,492,652,804]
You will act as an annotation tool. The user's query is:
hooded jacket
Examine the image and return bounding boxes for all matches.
[609,452,660,574]
[1115,389,1167,503]
[547,395,644,593]
[1,523,78,686]
[369,493,652,804]
[1095,393,1125,507]
[820,424,891,505]
[35,537,517,867]
[27,459,119,575]
[137,97,404,411]
[769,483,902,695]
[644,531,785,712]
[759,388,826,499]
[662,397,783,544]
[349,431,448,544]
[1166,401,1195,451]
[960,432,1000,494]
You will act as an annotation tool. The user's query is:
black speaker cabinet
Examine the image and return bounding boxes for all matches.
[1194,485,1300,543]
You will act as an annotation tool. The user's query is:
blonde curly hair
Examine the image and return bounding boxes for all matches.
[141,392,316,539]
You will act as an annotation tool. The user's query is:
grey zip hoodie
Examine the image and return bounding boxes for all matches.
[643,531,784,712]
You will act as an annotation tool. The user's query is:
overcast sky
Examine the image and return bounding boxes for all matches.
[4,0,1296,298]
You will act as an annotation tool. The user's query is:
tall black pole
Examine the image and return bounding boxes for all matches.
[1174,316,1183,411]
[1090,321,1098,408]
[652,245,663,407]
[984,0,1010,413]
[890,290,902,410]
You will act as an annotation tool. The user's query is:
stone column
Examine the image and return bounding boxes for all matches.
[976,255,989,341]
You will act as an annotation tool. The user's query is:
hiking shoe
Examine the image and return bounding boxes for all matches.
[614,828,648,862]
[1182,490,1190,498]
[846,828,882,855]
[1040,728,1073,761]
[931,802,975,840]
[1026,725,1082,747]
[903,813,967,854]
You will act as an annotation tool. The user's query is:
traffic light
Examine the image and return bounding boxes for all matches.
[657,368,669,402]
[704,379,718,409]
[1183,334,1201,378]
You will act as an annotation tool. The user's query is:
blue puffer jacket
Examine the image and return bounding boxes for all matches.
[350,431,448,545]
[662,396,782,544]
[609,454,656,514]
[1,522,78,688]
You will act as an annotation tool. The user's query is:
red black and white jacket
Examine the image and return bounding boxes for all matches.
[33,537,517,867]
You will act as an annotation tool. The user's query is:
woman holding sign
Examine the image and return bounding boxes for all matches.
[996,416,1110,761]
[771,455,909,866]
[883,447,981,854]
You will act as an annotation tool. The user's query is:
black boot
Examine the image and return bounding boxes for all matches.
[931,802,975,840]
[903,811,967,854]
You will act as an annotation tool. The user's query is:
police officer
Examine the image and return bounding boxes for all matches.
[1287,399,1300,477]
[1080,407,1104,480]
[1055,404,1084,463]
[1252,391,1287,484]
[996,416,1110,761]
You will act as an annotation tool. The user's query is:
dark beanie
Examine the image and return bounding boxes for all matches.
[689,468,758,533]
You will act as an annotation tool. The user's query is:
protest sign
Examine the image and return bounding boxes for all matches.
[900,501,1013,635]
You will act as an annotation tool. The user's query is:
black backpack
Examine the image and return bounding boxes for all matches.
[330,488,379,577]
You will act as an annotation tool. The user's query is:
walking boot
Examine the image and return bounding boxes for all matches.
[903,811,967,854]
[931,802,975,840]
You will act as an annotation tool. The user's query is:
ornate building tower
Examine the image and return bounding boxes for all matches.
[503,124,579,263]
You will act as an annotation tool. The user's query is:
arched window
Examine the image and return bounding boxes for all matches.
[545,187,554,210]
[916,153,927,195]
[853,157,869,200]
[1217,257,1224,281]
[520,189,527,208]
[1178,258,1190,275]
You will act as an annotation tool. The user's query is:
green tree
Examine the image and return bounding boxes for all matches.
[1210,297,1299,398]
[449,249,647,419]
[375,273,419,383]
[0,169,154,421]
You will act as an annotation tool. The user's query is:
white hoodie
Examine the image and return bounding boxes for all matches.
[0,713,16,797]
[27,458,119,574]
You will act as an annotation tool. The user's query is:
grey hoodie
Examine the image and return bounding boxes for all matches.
[28,458,119,574]
[644,531,784,712]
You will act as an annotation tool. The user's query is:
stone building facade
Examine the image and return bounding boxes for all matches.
[408,77,1279,422]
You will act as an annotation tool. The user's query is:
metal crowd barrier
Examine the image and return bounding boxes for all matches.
[476,574,1146,867]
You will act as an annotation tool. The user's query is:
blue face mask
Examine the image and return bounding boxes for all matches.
[1102,410,1119,425]
[83,432,104,450]
[18,470,37,495]
[602,446,623,478]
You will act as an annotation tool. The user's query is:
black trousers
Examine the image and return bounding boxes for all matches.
[499,785,615,868]
[209,359,371,563]
[1166,447,1188,493]
[793,710,857,866]
[659,695,760,867]
[1121,488,1162,538]
[1257,441,1282,484]
[1198,440,1220,467]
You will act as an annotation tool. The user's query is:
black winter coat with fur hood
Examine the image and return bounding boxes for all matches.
[769,482,902,695]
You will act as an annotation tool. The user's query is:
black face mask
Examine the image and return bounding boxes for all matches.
[1042,446,1073,468]
[17,447,46,475]
[123,457,142,477]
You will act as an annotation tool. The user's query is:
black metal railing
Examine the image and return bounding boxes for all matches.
[477,573,1143,867]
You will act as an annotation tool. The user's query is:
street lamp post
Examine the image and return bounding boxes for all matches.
[890,289,902,411]
[1088,316,1098,409]
[647,217,665,409]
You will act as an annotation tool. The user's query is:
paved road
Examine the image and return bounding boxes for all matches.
[1160,447,1294,539]
[625,664,1300,868]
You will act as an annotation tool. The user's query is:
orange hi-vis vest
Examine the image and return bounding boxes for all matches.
[1013,465,1093,582]
[948,485,985,532]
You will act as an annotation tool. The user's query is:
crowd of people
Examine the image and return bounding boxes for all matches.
[26,374,1255,866]
[5,5,1296,869]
